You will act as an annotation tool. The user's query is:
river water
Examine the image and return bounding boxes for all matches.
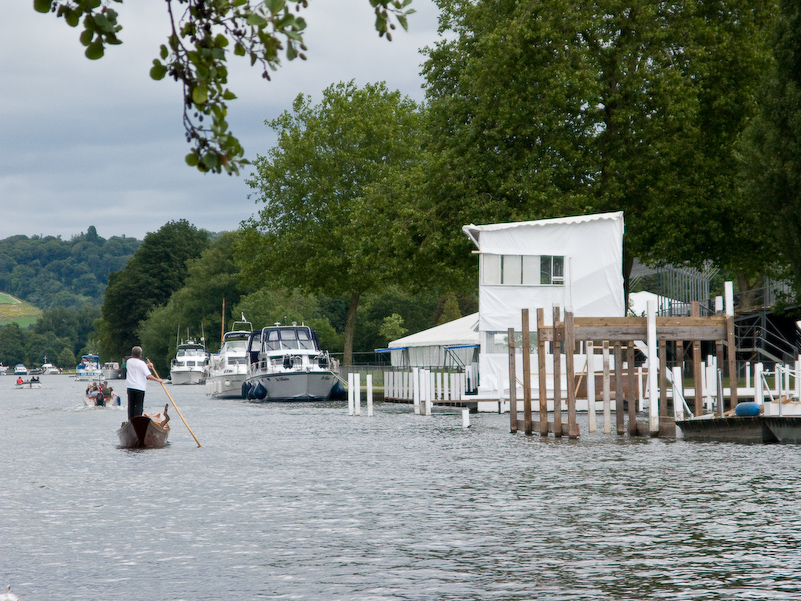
[2,376,801,600]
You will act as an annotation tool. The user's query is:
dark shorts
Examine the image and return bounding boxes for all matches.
[127,388,145,420]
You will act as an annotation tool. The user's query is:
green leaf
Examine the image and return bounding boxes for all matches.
[265,0,286,15]
[150,60,167,80]
[192,85,209,105]
[246,13,267,27]
[185,153,199,167]
[160,44,169,60]
[80,29,93,47]
[214,34,229,48]
[234,42,246,57]
[201,151,219,169]
[33,0,53,13]
[85,41,104,60]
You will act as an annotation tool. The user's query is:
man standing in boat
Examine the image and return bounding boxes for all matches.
[125,346,162,420]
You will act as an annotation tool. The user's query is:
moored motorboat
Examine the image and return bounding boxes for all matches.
[116,405,170,448]
[206,317,252,399]
[76,354,102,381]
[102,361,123,380]
[41,363,61,375]
[170,339,209,385]
[243,324,339,402]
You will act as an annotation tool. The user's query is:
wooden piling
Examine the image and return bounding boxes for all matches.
[522,309,533,435]
[553,307,563,437]
[692,302,703,417]
[627,344,637,436]
[615,341,624,435]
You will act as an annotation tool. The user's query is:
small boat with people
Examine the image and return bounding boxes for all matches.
[243,323,339,402]
[83,381,120,406]
[75,354,102,381]
[170,336,209,385]
[116,404,171,448]
[206,316,252,399]
[15,376,41,389]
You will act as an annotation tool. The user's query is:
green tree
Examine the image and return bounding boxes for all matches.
[241,81,424,365]
[97,220,209,360]
[419,0,775,291]
[34,0,415,175]
[0,324,26,366]
[379,313,407,344]
[58,346,76,369]
[739,0,801,291]
[137,232,249,371]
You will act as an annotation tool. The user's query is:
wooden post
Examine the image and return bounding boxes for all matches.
[692,302,703,416]
[725,281,738,409]
[565,310,578,438]
[537,309,549,436]
[522,309,533,435]
[603,341,611,434]
[615,341,624,435]
[586,341,596,433]
[627,344,637,436]
[508,327,518,433]
[553,307,563,437]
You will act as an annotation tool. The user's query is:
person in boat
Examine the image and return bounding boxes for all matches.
[102,381,116,405]
[125,346,162,420]
[16,376,23,385]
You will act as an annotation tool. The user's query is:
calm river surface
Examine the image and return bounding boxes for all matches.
[2,376,801,600]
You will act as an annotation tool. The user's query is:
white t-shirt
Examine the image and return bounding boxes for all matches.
[126,357,151,391]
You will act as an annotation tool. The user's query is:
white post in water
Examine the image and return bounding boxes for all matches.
[587,341,596,433]
[796,356,801,399]
[672,366,684,420]
[754,362,764,405]
[462,408,470,428]
[348,372,354,416]
[367,374,373,417]
[602,341,611,434]
[412,367,420,414]
[354,373,361,416]
[647,299,659,435]
[745,362,751,390]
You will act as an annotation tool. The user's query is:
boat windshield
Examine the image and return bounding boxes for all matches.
[224,340,248,353]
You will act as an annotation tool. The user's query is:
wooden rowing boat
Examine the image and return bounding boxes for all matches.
[116,404,171,448]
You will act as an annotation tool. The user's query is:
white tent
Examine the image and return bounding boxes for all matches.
[386,313,480,368]
[463,211,625,333]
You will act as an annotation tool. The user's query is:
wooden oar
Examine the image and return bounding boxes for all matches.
[148,361,202,448]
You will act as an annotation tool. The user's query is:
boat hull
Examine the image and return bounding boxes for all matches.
[170,369,205,385]
[116,416,169,448]
[205,373,247,399]
[677,416,801,444]
[246,371,337,402]
[15,382,41,389]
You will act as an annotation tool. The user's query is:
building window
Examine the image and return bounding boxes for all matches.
[540,255,564,285]
[482,254,565,286]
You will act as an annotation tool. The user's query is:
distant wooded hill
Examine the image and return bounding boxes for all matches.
[0,226,140,311]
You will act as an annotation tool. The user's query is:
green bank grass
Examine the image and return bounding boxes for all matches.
[0,293,42,326]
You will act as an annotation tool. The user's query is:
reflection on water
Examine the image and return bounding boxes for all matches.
[2,377,801,600]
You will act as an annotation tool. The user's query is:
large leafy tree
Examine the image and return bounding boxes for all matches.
[240,80,423,365]
[739,0,801,291]
[418,0,775,291]
[33,0,415,174]
[97,220,209,360]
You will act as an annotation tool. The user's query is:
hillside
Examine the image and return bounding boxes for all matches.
[0,292,42,327]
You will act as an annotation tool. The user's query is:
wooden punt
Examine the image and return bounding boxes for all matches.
[117,405,170,448]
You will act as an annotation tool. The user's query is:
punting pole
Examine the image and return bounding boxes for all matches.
[149,363,201,448]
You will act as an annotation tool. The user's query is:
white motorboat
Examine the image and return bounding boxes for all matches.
[243,324,339,402]
[102,361,122,380]
[75,355,102,381]
[170,339,209,385]
[41,363,61,375]
[14,364,28,376]
[205,318,252,399]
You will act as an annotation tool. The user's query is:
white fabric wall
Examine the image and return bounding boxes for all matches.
[471,213,625,332]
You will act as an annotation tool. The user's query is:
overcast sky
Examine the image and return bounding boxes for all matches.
[0,0,441,242]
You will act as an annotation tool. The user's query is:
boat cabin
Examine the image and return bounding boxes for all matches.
[247,326,322,363]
